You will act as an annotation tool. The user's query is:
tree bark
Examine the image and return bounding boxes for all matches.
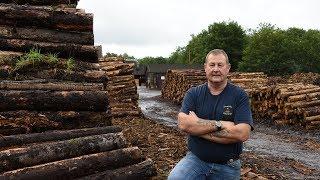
[305,115,320,122]
[0,81,104,91]
[0,3,92,31]
[0,133,127,173]
[77,158,156,180]
[0,51,22,65]
[0,25,93,45]
[0,126,29,136]
[0,90,109,111]
[0,147,142,180]
[10,69,108,83]
[0,0,79,6]
[0,38,100,62]
[0,126,122,148]
[0,110,112,134]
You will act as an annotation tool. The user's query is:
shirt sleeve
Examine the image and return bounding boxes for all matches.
[234,90,254,130]
[180,87,196,114]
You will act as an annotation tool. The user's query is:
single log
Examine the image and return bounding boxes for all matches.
[0,133,126,172]
[0,147,142,180]
[279,87,320,99]
[0,81,104,91]
[11,69,108,83]
[0,110,112,133]
[0,0,79,6]
[77,158,156,180]
[305,115,320,122]
[0,3,92,31]
[0,25,93,45]
[0,51,22,65]
[309,121,320,125]
[0,116,60,134]
[0,126,29,136]
[289,100,320,109]
[0,126,122,148]
[0,90,109,111]
[303,106,320,117]
[0,38,100,62]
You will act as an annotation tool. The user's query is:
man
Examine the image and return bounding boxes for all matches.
[168,49,253,180]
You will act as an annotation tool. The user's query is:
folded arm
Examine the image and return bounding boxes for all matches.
[178,111,251,144]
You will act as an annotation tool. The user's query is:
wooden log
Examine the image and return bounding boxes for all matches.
[0,3,92,31]
[309,121,320,125]
[0,0,79,6]
[0,90,109,111]
[303,106,320,117]
[0,126,122,148]
[0,147,142,180]
[0,25,93,45]
[11,69,108,83]
[0,133,126,173]
[0,38,100,62]
[0,51,22,65]
[305,115,320,122]
[278,87,320,99]
[0,110,112,133]
[289,100,320,109]
[77,158,156,180]
[0,126,29,136]
[0,81,104,91]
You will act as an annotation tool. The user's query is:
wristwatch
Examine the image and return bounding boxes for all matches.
[215,120,222,131]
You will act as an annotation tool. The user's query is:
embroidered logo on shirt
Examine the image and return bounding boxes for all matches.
[223,105,233,116]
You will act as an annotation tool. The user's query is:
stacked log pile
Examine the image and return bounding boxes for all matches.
[0,81,112,135]
[0,1,102,62]
[161,70,268,104]
[250,83,320,129]
[99,57,142,118]
[228,72,268,96]
[288,72,320,85]
[0,126,157,179]
[0,1,109,134]
[161,69,206,103]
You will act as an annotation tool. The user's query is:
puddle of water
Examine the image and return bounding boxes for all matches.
[138,86,178,127]
[245,132,320,169]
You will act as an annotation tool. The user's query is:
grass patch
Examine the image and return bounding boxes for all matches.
[66,57,75,71]
[13,48,75,72]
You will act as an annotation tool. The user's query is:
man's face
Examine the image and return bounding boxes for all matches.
[204,53,230,84]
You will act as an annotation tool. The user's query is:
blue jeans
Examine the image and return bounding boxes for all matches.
[168,151,241,180]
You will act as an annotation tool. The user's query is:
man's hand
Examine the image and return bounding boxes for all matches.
[177,111,215,135]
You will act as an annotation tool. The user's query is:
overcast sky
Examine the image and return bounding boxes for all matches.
[77,0,319,59]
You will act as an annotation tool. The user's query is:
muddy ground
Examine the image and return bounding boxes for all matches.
[113,87,320,179]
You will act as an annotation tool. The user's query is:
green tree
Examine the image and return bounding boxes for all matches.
[239,24,320,75]
[167,46,187,64]
[138,56,168,65]
[169,21,246,69]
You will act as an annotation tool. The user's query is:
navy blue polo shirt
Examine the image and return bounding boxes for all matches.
[180,82,253,163]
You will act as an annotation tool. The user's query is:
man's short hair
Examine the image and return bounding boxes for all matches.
[205,49,230,65]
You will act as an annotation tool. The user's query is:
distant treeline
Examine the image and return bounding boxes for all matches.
[110,21,320,76]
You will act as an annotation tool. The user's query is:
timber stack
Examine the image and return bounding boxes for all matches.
[161,69,206,103]
[250,83,320,129]
[0,1,156,178]
[0,1,101,62]
[161,69,267,104]
[288,72,320,85]
[99,57,142,118]
[0,0,111,134]
[0,126,157,179]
